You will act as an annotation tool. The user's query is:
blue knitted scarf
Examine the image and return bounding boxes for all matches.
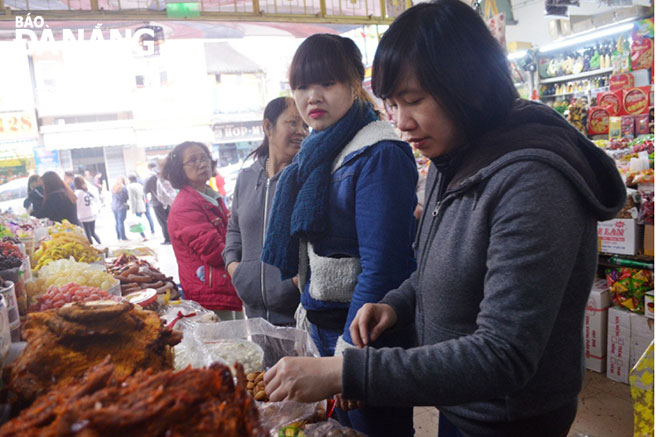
[261,101,378,279]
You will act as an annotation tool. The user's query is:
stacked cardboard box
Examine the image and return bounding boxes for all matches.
[607,306,655,383]
[584,279,611,373]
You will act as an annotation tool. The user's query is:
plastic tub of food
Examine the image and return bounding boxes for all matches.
[0,281,21,342]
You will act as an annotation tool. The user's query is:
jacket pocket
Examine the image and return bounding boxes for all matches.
[207,265,230,289]
[230,260,262,309]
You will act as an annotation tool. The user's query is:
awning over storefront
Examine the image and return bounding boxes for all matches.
[135,125,214,147]
[42,121,136,151]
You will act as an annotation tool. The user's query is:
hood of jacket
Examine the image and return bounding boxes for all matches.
[447,99,626,221]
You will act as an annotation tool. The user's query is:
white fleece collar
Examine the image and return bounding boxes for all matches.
[331,120,402,174]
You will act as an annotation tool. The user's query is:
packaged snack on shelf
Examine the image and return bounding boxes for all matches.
[606,267,654,313]
[588,106,611,135]
[638,190,654,225]
[160,299,219,332]
[622,86,651,116]
[635,114,650,135]
[621,116,636,138]
[609,116,622,139]
[598,90,623,115]
[630,38,653,71]
[610,73,635,90]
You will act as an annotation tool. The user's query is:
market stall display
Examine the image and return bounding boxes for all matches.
[26,258,118,305]
[28,283,122,312]
[0,358,266,437]
[31,225,103,270]
[108,253,179,298]
[4,301,182,408]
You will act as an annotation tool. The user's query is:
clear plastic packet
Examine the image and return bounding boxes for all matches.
[260,400,326,437]
[192,318,320,368]
[159,299,219,332]
[302,418,366,437]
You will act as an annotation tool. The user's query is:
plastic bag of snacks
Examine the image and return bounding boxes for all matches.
[606,267,654,313]
[261,401,326,436]
[301,419,366,437]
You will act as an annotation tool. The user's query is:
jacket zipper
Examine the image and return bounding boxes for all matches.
[261,177,271,322]
[208,265,213,288]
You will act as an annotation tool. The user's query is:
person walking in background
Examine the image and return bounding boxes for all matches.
[223,97,308,327]
[263,2,627,436]
[23,175,44,215]
[260,34,418,436]
[144,162,171,244]
[63,171,75,190]
[73,176,101,244]
[157,159,177,209]
[126,175,148,241]
[33,171,81,225]
[163,141,243,320]
[111,177,129,241]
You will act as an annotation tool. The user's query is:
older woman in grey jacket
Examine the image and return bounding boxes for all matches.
[223,97,308,326]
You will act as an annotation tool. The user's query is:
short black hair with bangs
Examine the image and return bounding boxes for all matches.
[372,0,518,142]
[289,34,364,90]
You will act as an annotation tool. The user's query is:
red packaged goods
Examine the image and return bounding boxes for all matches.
[631,38,653,71]
[622,86,651,116]
[598,90,623,116]
[636,114,650,135]
[609,74,634,90]
[588,106,611,135]
[621,116,635,138]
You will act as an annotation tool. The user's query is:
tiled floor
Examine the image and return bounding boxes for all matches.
[413,370,634,437]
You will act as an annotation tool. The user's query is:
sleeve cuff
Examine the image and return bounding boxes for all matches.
[342,346,369,401]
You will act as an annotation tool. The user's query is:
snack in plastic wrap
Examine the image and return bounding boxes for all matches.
[202,339,265,374]
[260,401,326,437]
[301,419,366,437]
[629,341,653,437]
[638,190,654,225]
[606,268,654,313]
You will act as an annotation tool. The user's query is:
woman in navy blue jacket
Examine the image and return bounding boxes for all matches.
[261,34,418,436]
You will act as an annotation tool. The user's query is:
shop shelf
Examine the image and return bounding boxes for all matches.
[539,67,614,85]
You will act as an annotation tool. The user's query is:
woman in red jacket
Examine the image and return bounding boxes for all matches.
[163,141,243,319]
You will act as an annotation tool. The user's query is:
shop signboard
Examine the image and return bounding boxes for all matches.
[213,121,264,143]
[33,147,60,174]
[0,111,38,141]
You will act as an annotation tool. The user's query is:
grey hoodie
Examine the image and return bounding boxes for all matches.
[223,156,300,326]
[342,100,627,435]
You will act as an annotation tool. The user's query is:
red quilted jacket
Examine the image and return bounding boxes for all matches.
[168,185,242,311]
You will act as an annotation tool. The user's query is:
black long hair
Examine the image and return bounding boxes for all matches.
[162,142,218,190]
[248,97,293,160]
[372,0,518,142]
[289,33,375,107]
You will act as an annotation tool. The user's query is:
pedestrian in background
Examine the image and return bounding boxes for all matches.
[223,96,308,327]
[127,174,148,241]
[261,34,418,436]
[144,162,171,244]
[111,177,129,241]
[63,171,75,191]
[23,175,44,215]
[73,176,101,244]
[164,141,243,319]
[34,171,81,226]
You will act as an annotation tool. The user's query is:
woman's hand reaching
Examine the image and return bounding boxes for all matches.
[349,303,398,348]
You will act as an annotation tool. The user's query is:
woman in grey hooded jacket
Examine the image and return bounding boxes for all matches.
[223,97,308,326]
[263,1,627,436]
